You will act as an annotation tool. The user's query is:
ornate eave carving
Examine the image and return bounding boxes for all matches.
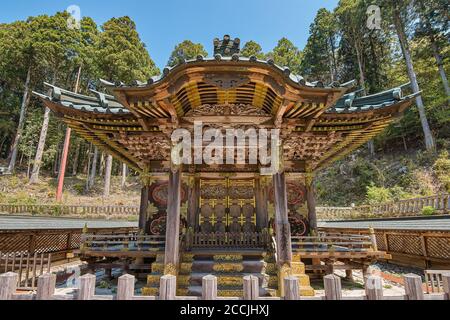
[204,74,251,90]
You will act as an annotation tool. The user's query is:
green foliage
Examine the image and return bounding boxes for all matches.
[301,8,339,82]
[97,16,159,83]
[422,206,436,216]
[433,151,450,192]
[167,40,207,67]
[98,281,112,289]
[241,41,265,59]
[365,185,412,205]
[72,183,86,195]
[267,38,303,74]
[366,185,393,204]
[4,191,38,205]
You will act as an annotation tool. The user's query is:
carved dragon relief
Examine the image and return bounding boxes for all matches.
[118,134,171,161]
[204,73,250,90]
[185,104,270,117]
[283,132,344,163]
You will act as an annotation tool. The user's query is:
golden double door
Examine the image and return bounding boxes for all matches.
[198,178,256,233]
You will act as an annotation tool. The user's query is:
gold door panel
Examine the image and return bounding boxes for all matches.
[199,178,256,233]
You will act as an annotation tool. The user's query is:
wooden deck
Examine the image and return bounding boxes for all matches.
[319,225,450,269]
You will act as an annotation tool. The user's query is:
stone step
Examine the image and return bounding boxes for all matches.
[189,260,266,273]
[182,273,271,287]
[187,286,278,298]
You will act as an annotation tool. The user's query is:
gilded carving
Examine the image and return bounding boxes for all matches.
[217,276,244,287]
[164,263,177,276]
[141,287,159,296]
[214,254,243,262]
[179,263,193,274]
[218,290,244,297]
[213,263,244,273]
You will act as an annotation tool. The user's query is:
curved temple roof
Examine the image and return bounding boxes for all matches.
[32,36,418,175]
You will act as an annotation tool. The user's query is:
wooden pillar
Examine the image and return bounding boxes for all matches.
[272,172,292,266]
[56,127,71,202]
[255,177,268,231]
[187,175,200,231]
[164,168,182,272]
[306,174,317,232]
[139,185,149,232]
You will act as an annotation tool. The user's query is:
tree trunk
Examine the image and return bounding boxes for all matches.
[354,39,367,96]
[99,152,105,178]
[328,35,338,82]
[103,154,113,197]
[393,5,435,151]
[29,107,51,184]
[121,163,128,189]
[418,1,450,103]
[7,66,31,174]
[354,38,376,156]
[87,147,98,190]
[430,40,450,102]
[72,140,81,176]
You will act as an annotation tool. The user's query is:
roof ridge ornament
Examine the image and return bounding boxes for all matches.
[214,35,241,57]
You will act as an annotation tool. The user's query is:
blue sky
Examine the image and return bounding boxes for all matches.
[0,0,339,69]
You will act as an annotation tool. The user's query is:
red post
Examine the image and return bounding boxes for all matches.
[56,66,81,202]
[56,127,72,202]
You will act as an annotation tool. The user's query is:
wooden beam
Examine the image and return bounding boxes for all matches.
[139,185,149,232]
[305,92,341,132]
[255,177,269,231]
[272,172,293,266]
[164,168,182,269]
[182,116,273,125]
[158,99,179,125]
[306,174,318,232]
[275,100,294,127]
[187,175,200,231]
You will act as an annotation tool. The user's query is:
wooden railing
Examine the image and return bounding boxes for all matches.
[0,252,51,290]
[425,270,450,294]
[317,194,450,221]
[81,234,166,253]
[0,227,137,265]
[320,227,450,269]
[0,204,139,219]
[189,232,269,249]
[291,233,375,253]
[1,271,449,301]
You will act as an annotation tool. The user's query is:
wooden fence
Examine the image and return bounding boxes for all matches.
[292,233,375,252]
[317,194,450,221]
[0,204,139,219]
[0,227,137,264]
[0,252,51,290]
[320,227,450,269]
[1,271,449,301]
[425,270,450,294]
[81,234,166,253]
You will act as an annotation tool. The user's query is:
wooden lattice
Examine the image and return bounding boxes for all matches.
[387,234,423,256]
[426,237,450,259]
[69,233,83,250]
[35,233,70,254]
[375,233,386,251]
[0,234,31,253]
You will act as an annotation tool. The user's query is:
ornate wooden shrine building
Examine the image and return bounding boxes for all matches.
[33,36,418,297]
